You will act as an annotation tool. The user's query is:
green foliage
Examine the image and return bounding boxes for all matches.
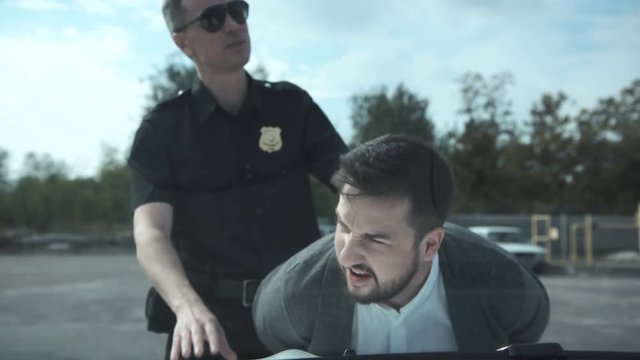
[0,149,10,229]
[566,80,640,213]
[0,147,129,233]
[144,54,196,113]
[446,72,518,212]
[2,59,639,237]
[21,152,69,180]
[309,177,339,220]
[457,72,514,123]
[0,148,8,190]
[350,83,435,147]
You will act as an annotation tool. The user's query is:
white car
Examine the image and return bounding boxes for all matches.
[468,226,547,272]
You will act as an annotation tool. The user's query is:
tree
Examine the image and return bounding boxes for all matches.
[21,152,69,181]
[0,149,10,230]
[144,55,196,113]
[448,72,518,212]
[95,144,130,227]
[10,152,70,231]
[568,79,640,212]
[0,148,8,190]
[350,83,435,146]
[457,72,514,125]
[522,92,578,212]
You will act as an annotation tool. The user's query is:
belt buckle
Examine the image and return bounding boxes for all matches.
[242,279,261,307]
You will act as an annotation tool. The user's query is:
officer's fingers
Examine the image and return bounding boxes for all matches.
[218,340,237,360]
[215,328,237,360]
[203,322,218,354]
[170,331,182,360]
[204,322,237,360]
[190,325,206,358]
[180,329,193,359]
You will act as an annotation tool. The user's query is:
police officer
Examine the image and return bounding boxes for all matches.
[128,1,347,359]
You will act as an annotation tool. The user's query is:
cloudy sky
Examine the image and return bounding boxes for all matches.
[1,0,639,178]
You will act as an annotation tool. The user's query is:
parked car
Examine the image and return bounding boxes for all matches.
[468,226,547,272]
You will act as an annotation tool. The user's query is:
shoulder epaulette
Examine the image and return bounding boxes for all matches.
[259,80,304,93]
[150,88,191,112]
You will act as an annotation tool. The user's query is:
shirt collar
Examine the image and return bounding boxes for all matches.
[191,72,260,123]
[399,252,440,316]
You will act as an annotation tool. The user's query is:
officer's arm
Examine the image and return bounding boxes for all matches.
[134,203,237,360]
[129,110,201,310]
[302,98,348,189]
[133,202,199,315]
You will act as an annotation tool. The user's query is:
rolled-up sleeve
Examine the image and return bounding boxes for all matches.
[302,97,347,189]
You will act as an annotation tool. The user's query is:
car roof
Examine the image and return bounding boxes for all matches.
[468,226,522,233]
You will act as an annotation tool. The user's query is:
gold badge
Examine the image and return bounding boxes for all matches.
[259,126,283,153]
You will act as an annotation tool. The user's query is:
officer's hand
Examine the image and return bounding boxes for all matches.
[170,300,237,360]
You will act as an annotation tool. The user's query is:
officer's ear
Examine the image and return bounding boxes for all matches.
[172,32,194,59]
[419,227,444,262]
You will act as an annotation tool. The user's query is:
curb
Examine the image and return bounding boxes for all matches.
[542,261,640,277]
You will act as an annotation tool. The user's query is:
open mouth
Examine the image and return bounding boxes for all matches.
[348,267,373,284]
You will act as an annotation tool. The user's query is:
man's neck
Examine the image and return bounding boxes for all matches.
[383,261,433,311]
[198,68,248,115]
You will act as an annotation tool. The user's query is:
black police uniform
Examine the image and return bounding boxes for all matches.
[128,74,347,359]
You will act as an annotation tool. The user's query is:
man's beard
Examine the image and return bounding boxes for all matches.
[345,252,420,304]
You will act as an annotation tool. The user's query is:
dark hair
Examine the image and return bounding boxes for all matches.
[331,134,454,240]
[162,0,186,33]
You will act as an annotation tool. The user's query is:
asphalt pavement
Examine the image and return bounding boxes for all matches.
[1,253,639,360]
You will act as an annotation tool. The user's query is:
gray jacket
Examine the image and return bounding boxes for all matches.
[252,223,550,356]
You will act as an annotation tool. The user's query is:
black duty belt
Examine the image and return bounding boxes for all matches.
[215,278,261,307]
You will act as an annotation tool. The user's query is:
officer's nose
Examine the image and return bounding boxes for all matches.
[224,11,245,30]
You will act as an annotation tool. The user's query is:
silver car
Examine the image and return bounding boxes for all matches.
[468,226,547,272]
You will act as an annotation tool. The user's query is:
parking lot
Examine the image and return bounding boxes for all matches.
[1,253,639,360]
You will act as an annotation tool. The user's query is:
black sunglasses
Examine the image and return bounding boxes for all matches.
[174,0,249,33]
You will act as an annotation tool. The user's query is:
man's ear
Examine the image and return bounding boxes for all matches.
[420,227,445,261]
[172,32,193,58]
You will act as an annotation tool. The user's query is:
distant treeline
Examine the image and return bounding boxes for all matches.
[0,64,638,233]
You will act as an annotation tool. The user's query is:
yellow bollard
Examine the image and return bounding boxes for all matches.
[570,223,578,265]
[636,203,640,255]
[585,214,593,266]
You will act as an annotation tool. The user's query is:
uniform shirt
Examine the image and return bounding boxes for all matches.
[128,74,347,278]
[351,253,458,354]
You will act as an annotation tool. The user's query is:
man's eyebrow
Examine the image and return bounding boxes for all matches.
[335,210,391,241]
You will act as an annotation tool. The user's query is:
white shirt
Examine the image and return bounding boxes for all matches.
[351,253,458,354]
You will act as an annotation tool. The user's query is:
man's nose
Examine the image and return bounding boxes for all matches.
[338,234,365,266]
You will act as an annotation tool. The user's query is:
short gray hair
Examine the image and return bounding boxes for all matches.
[162,0,186,33]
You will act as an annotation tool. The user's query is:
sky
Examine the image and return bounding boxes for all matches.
[1,0,639,178]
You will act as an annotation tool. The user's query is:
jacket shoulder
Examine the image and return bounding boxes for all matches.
[441,223,528,286]
[281,234,335,293]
